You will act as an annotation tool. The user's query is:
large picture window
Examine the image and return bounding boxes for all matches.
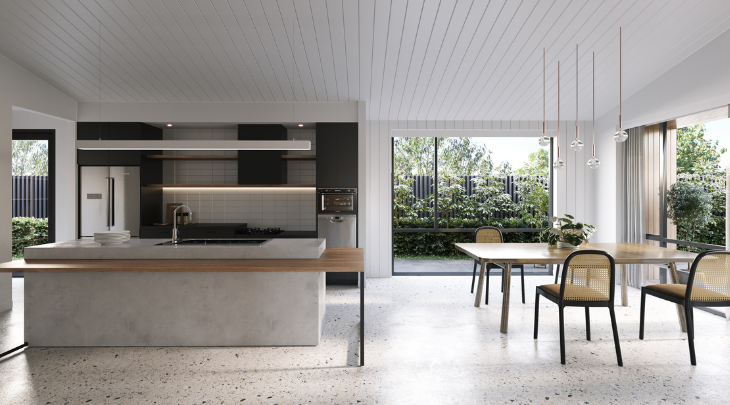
[392,136,553,275]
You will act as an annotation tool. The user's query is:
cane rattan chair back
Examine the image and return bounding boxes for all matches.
[475,227,503,244]
[560,252,614,302]
[687,251,730,302]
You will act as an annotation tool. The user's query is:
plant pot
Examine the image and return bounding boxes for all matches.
[557,241,579,249]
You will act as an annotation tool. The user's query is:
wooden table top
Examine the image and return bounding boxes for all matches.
[0,248,364,273]
[455,243,697,265]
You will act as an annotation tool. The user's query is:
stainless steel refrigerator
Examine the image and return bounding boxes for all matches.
[80,166,140,237]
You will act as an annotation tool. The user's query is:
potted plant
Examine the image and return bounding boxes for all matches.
[540,214,596,249]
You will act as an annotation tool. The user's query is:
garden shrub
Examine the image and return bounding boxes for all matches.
[12,217,48,260]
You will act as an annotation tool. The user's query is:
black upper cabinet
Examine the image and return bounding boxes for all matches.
[316,123,358,188]
[77,122,161,166]
[238,124,287,185]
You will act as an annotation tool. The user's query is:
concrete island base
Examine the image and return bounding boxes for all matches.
[25,272,325,347]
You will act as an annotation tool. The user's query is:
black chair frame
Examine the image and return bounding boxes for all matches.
[470,226,526,304]
[639,249,730,365]
[534,250,623,366]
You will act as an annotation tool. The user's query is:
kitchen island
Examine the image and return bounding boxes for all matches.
[0,240,364,364]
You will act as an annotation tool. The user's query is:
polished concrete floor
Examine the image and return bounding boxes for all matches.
[2,276,730,404]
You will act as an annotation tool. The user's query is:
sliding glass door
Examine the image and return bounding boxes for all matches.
[392,136,552,276]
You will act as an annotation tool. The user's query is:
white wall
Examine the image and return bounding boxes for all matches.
[0,53,77,311]
[594,28,730,243]
[363,119,594,278]
[12,108,77,243]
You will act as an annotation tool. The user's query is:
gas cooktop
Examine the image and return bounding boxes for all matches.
[241,227,283,235]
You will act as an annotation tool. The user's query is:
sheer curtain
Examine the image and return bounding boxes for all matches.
[621,126,645,288]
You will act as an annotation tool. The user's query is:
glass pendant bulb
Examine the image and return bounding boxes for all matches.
[538,136,550,147]
[553,158,565,170]
[614,128,628,142]
[570,139,584,151]
[587,156,600,169]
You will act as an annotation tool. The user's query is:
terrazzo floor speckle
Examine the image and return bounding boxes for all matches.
[2,275,730,404]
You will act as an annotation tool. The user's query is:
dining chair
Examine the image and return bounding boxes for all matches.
[534,250,623,366]
[640,250,730,365]
[470,226,525,304]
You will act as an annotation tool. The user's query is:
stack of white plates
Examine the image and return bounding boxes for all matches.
[93,231,131,245]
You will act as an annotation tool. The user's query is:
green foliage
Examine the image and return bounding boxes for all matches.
[12,217,48,260]
[667,181,714,243]
[515,176,549,228]
[540,215,595,246]
[677,124,726,176]
[515,148,549,177]
[432,174,469,228]
[393,137,435,176]
[436,137,493,176]
[12,140,48,175]
[470,176,514,223]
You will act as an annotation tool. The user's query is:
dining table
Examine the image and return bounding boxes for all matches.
[455,242,698,333]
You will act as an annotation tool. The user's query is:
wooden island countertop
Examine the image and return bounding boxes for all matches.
[0,248,364,273]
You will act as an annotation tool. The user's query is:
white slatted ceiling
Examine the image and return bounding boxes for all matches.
[0,0,728,121]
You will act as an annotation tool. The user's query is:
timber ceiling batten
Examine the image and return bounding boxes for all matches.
[0,0,728,120]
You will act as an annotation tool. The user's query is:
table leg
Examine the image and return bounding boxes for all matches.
[360,272,365,366]
[620,264,628,307]
[500,263,512,333]
[668,263,688,333]
[474,261,486,308]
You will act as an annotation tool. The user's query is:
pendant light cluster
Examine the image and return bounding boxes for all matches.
[543,38,609,171]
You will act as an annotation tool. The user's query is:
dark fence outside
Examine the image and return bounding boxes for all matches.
[12,175,48,218]
[398,175,547,219]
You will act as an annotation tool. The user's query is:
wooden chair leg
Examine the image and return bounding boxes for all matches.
[501,268,504,293]
[585,307,591,341]
[639,288,647,340]
[554,264,560,284]
[533,292,540,339]
[686,305,696,365]
[559,306,566,365]
[471,260,477,294]
[609,306,623,367]
[521,266,525,304]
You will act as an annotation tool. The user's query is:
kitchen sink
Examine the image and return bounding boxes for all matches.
[155,239,270,246]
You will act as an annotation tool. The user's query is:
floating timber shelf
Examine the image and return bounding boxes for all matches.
[282,155,316,160]
[145,155,237,160]
[147,184,316,188]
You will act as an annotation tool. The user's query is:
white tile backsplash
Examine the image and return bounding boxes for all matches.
[159,127,317,229]
[162,188,316,231]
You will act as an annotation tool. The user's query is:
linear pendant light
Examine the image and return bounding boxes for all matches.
[588,52,600,169]
[538,48,550,147]
[571,44,583,152]
[76,140,312,151]
[553,61,564,171]
[614,27,629,142]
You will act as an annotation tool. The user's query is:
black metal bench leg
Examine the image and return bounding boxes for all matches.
[0,343,28,359]
[533,292,540,339]
[360,272,364,367]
